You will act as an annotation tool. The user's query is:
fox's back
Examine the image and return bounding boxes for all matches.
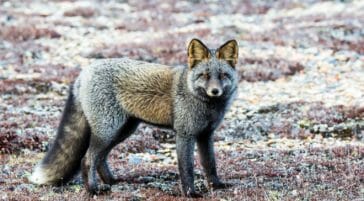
[78,58,177,126]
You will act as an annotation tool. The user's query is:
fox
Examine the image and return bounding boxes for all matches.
[29,39,239,197]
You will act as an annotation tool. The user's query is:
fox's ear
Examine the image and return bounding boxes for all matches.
[217,40,239,68]
[187,39,210,69]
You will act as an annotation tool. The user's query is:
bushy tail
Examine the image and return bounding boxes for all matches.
[29,84,90,185]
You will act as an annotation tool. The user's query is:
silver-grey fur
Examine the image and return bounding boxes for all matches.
[29,39,239,198]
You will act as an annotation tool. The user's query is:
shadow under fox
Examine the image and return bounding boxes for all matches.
[30,39,239,197]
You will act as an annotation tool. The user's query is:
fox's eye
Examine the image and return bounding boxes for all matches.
[220,72,229,79]
[197,72,210,79]
[203,73,210,80]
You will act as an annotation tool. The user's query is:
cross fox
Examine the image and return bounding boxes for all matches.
[29,39,239,197]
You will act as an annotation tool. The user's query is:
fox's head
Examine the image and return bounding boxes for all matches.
[186,39,238,101]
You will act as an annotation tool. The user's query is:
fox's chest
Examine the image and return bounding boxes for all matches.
[174,99,227,135]
[198,106,225,131]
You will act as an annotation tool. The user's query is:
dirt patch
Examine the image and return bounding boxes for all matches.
[220,101,364,141]
[64,7,97,18]
[238,58,305,82]
[0,42,49,68]
[243,13,364,53]
[0,25,60,42]
[84,29,211,66]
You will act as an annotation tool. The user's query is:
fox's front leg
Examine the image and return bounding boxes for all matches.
[176,135,202,198]
[197,135,230,189]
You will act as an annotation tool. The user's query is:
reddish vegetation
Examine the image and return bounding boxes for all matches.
[0,25,60,42]
[306,103,364,125]
[0,121,49,154]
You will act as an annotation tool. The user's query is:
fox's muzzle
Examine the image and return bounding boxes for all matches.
[207,87,223,97]
[206,78,223,97]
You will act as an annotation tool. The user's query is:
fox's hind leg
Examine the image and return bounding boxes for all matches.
[96,156,115,185]
[96,118,140,185]
[81,116,140,194]
[82,136,110,194]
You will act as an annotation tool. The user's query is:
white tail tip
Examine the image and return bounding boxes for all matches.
[29,166,49,185]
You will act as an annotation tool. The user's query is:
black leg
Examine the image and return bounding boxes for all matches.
[97,154,117,185]
[82,139,112,195]
[96,117,140,186]
[176,135,202,198]
[197,135,229,189]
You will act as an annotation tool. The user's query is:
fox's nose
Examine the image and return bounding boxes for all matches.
[212,88,220,95]
[208,88,222,97]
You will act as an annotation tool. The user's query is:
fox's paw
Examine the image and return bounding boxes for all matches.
[88,184,111,195]
[102,176,118,185]
[210,181,232,189]
[186,191,203,198]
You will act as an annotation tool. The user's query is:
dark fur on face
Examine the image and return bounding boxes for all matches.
[187,39,238,101]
